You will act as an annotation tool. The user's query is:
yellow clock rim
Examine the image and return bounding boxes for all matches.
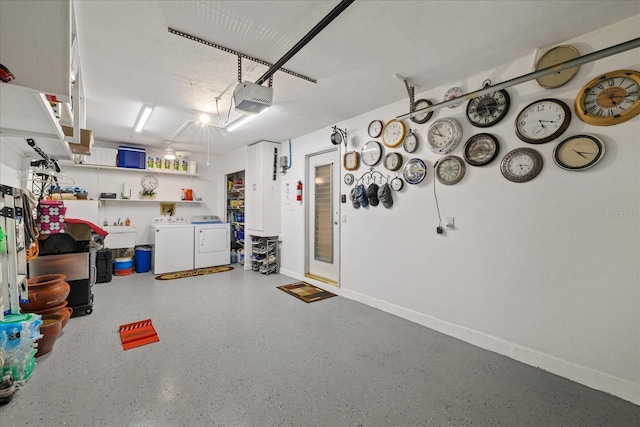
[575,69,640,126]
[382,119,406,148]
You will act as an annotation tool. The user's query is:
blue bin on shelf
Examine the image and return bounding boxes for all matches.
[134,245,152,273]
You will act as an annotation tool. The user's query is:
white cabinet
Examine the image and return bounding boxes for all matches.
[245,141,281,237]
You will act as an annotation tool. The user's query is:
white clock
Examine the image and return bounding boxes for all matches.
[426,118,463,154]
[382,119,406,148]
[141,175,158,191]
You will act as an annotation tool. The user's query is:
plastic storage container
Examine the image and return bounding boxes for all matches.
[134,246,152,273]
[117,146,146,169]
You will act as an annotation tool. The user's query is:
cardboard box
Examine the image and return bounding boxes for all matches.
[61,125,94,155]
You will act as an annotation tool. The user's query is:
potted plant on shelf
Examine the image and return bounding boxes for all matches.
[139,189,156,200]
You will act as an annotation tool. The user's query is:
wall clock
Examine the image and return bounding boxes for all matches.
[403,129,419,153]
[443,86,464,108]
[574,69,640,126]
[514,98,571,144]
[552,134,605,171]
[382,119,406,148]
[343,151,359,171]
[141,175,158,191]
[344,173,355,186]
[463,133,500,166]
[383,152,403,171]
[535,45,580,89]
[368,119,384,138]
[466,89,510,128]
[402,158,427,185]
[500,147,543,183]
[435,155,466,185]
[360,140,383,166]
[426,118,463,154]
[390,176,404,191]
[410,98,433,124]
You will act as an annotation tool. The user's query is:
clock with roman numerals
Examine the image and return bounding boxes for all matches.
[466,89,510,128]
[575,69,640,126]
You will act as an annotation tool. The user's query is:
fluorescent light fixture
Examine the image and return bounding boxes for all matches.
[227,107,269,132]
[134,104,154,133]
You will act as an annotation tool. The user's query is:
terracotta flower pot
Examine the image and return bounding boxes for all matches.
[35,313,64,357]
[32,301,73,329]
[21,274,70,312]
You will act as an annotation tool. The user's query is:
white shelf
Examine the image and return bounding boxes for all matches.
[99,198,201,204]
[62,162,200,177]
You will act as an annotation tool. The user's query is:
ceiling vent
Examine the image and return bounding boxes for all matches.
[233,81,273,114]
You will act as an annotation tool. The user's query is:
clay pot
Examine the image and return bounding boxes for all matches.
[32,301,73,329]
[35,313,64,357]
[21,274,70,312]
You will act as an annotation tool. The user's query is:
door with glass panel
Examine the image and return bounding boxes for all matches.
[306,148,340,285]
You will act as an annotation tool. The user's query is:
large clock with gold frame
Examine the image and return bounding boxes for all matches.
[382,119,406,148]
[575,69,640,126]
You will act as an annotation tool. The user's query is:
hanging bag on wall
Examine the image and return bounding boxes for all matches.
[36,200,66,234]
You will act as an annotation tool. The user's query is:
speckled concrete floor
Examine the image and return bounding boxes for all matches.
[1,267,638,426]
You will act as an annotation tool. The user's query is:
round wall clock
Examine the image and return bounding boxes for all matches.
[553,134,605,171]
[382,119,407,148]
[500,147,543,183]
[141,175,158,191]
[344,173,355,186]
[574,69,640,126]
[383,152,403,171]
[390,176,404,191]
[466,89,510,128]
[403,129,419,153]
[343,151,360,171]
[368,120,384,138]
[514,98,571,144]
[361,140,383,166]
[410,98,434,124]
[435,155,466,185]
[330,130,343,146]
[535,45,580,89]
[402,158,427,185]
[426,118,463,154]
[443,86,464,108]
[463,133,500,166]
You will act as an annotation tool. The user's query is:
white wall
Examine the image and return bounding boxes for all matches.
[0,141,25,188]
[280,16,640,404]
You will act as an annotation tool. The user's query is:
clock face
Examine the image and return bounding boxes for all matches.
[515,98,571,144]
[402,158,427,185]
[390,176,404,191]
[383,152,403,171]
[575,70,640,126]
[435,155,466,185]
[535,45,580,89]
[403,130,419,153]
[426,118,463,154]
[444,86,464,108]
[382,119,406,148]
[500,148,543,183]
[410,98,433,124]
[463,133,500,166]
[361,140,383,166]
[330,131,343,146]
[368,120,384,138]
[344,173,355,186]
[343,151,359,170]
[553,134,605,171]
[466,90,510,128]
[141,175,158,191]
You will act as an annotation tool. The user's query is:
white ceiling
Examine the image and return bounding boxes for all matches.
[72,0,637,159]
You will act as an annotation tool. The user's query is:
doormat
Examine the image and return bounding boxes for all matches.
[155,265,233,280]
[119,319,159,350]
[277,282,337,303]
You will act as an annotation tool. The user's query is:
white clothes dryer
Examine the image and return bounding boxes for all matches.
[151,216,194,274]
[190,215,230,268]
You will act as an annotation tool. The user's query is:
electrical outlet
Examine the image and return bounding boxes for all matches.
[446,217,455,230]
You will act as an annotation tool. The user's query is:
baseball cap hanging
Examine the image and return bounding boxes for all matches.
[378,183,393,208]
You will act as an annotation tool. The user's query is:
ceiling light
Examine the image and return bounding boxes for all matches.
[134,104,154,133]
[199,113,210,125]
[164,152,176,160]
[227,107,269,132]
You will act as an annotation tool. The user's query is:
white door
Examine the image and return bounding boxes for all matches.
[306,148,340,285]
[153,225,194,274]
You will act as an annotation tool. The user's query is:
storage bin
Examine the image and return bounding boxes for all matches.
[37,200,66,234]
[117,145,146,169]
[134,246,152,273]
[96,249,112,283]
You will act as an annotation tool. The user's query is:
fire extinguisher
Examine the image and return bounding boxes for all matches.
[296,180,303,203]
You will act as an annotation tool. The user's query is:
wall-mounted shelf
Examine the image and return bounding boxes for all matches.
[62,162,200,177]
[98,198,201,204]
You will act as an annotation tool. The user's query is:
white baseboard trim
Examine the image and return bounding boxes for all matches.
[278,269,639,405]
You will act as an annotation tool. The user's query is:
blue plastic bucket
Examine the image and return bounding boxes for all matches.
[134,246,152,273]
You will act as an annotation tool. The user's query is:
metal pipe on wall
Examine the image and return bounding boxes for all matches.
[395,37,640,121]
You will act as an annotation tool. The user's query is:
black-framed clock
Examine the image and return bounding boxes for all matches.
[466,89,510,128]
[361,140,383,166]
[552,134,605,171]
[463,133,500,167]
[410,98,433,124]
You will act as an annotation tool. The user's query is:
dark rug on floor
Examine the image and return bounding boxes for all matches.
[155,265,234,280]
[277,282,337,303]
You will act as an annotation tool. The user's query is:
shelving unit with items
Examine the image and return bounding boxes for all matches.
[226,171,245,262]
[249,235,279,275]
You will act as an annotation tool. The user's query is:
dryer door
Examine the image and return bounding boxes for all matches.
[195,226,230,268]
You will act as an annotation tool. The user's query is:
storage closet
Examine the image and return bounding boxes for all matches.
[226,171,245,264]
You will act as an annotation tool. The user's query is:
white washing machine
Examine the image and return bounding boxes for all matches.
[151,216,194,274]
[191,215,230,268]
